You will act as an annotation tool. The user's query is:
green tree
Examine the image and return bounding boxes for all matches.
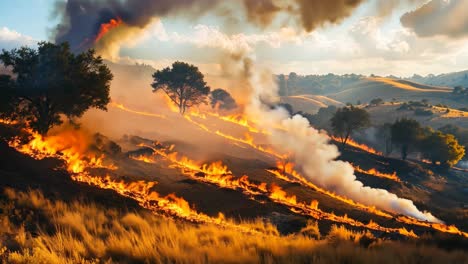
[277,74,287,96]
[306,105,337,131]
[331,106,370,146]
[369,98,384,106]
[378,123,393,156]
[391,118,423,160]
[210,88,237,110]
[151,61,210,114]
[0,75,16,120]
[0,42,112,135]
[420,131,465,167]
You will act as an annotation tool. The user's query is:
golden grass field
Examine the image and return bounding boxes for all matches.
[1,188,467,264]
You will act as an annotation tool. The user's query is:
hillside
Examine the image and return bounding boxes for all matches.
[1,142,466,263]
[281,95,344,114]
[326,77,461,107]
[365,103,468,129]
[407,70,468,88]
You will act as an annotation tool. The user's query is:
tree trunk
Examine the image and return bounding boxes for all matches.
[37,99,51,136]
[401,145,408,160]
[341,130,351,148]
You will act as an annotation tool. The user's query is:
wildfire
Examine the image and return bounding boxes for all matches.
[6,124,467,239]
[397,216,468,238]
[130,144,418,237]
[8,129,264,234]
[215,131,287,159]
[95,17,123,43]
[9,129,117,173]
[111,102,166,119]
[266,162,392,219]
[353,165,401,182]
[267,161,468,238]
[205,112,262,133]
[0,118,18,125]
[331,136,382,155]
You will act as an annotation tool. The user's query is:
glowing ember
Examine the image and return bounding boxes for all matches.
[95,18,123,43]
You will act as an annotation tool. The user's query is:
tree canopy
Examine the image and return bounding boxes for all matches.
[369,98,384,106]
[210,88,237,110]
[0,42,112,135]
[420,131,465,167]
[391,118,423,160]
[151,61,210,114]
[330,105,370,146]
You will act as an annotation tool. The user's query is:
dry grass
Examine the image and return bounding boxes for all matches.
[0,188,467,264]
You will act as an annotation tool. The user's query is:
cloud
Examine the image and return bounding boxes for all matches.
[401,0,468,38]
[154,23,304,55]
[0,27,36,49]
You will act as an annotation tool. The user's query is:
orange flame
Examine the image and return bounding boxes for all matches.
[8,129,264,234]
[353,165,401,182]
[267,161,468,238]
[131,144,418,237]
[95,18,123,43]
[331,136,382,155]
[111,102,166,119]
[9,129,117,173]
[7,125,467,238]
[215,131,287,159]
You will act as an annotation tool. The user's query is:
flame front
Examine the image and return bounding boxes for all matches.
[131,145,420,237]
[111,102,166,119]
[331,136,382,155]
[353,165,401,182]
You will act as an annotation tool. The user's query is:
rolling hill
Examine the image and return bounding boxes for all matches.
[281,95,344,113]
[326,77,460,107]
[407,70,468,88]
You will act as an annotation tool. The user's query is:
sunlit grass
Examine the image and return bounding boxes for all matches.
[0,188,467,264]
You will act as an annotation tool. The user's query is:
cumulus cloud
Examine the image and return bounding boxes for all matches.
[153,23,304,55]
[0,27,36,49]
[401,0,468,38]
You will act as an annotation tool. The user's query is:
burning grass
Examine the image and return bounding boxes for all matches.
[331,136,383,155]
[1,188,467,264]
[353,164,401,182]
[128,144,413,236]
[9,127,467,239]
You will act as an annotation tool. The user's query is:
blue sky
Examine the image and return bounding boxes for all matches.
[1,0,468,77]
[0,0,57,40]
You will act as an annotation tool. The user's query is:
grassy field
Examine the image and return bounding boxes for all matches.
[1,188,467,264]
[326,77,463,108]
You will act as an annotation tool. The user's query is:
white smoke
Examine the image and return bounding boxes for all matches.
[458,160,468,169]
[245,60,442,223]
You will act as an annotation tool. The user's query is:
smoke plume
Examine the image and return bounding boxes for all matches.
[54,0,369,58]
[244,61,441,223]
[401,0,468,38]
[54,0,221,55]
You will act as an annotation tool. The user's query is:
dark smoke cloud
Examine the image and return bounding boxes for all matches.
[401,0,468,38]
[242,0,366,32]
[54,0,221,52]
[55,0,368,54]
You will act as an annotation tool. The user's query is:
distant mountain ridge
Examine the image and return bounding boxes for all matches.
[406,70,468,88]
